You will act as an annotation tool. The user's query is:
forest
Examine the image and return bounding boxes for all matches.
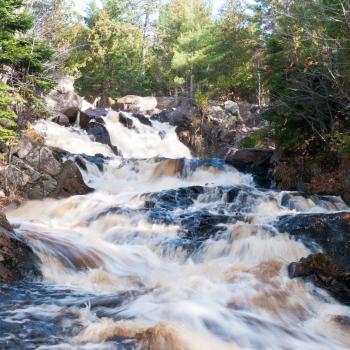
[0,1,350,349]
[1,0,350,156]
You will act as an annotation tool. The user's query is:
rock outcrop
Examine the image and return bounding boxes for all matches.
[225,148,274,187]
[288,253,350,305]
[46,75,85,124]
[0,131,93,200]
[0,213,41,282]
[277,211,350,268]
[273,151,350,205]
[151,99,265,160]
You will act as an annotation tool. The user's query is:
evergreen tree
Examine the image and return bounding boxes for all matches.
[75,4,144,98]
[0,0,53,153]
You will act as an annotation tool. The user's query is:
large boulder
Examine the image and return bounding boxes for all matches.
[45,75,83,123]
[52,159,93,197]
[0,133,93,200]
[277,212,350,269]
[79,108,108,129]
[86,121,120,155]
[225,148,274,187]
[0,213,41,282]
[288,253,350,304]
[46,75,93,125]
[117,95,157,114]
[224,100,240,117]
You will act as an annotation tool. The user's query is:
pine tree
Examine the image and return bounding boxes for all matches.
[0,0,53,153]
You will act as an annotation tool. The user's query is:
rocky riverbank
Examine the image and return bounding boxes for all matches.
[0,213,41,282]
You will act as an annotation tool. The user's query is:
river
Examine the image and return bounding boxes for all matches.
[2,111,350,349]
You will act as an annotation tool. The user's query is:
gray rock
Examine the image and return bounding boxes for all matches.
[224,100,240,117]
[117,95,157,114]
[24,147,61,177]
[51,113,70,127]
[0,136,93,200]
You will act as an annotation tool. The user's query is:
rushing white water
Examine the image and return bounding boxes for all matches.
[35,111,191,159]
[4,113,350,349]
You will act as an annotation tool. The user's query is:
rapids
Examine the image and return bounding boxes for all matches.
[2,112,350,349]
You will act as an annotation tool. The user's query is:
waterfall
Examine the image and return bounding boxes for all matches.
[2,112,350,350]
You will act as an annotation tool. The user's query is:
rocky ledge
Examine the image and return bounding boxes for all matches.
[277,211,350,268]
[0,213,41,282]
[289,253,350,305]
[278,212,350,304]
[0,129,92,201]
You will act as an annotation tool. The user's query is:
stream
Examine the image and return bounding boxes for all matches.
[2,111,350,349]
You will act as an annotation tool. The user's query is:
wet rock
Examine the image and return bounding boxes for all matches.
[225,148,274,187]
[277,212,350,268]
[142,186,204,210]
[132,113,152,127]
[79,108,108,129]
[86,121,111,145]
[53,160,93,198]
[0,213,41,282]
[288,253,350,304]
[86,121,120,156]
[119,112,135,129]
[280,192,348,212]
[179,210,239,241]
[79,154,105,172]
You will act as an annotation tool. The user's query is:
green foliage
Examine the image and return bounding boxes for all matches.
[239,129,271,149]
[0,83,21,148]
[67,0,260,100]
[0,0,53,72]
[195,92,209,111]
[259,0,350,152]
[0,0,54,156]
[74,8,144,97]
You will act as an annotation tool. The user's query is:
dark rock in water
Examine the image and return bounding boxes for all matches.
[87,121,111,145]
[132,113,152,127]
[142,186,204,210]
[0,214,41,282]
[75,154,105,172]
[51,113,70,127]
[179,210,240,241]
[53,160,94,198]
[79,108,108,129]
[288,253,350,305]
[277,212,350,268]
[226,187,241,203]
[225,148,273,187]
[280,192,347,212]
[151,110,170,123]
[119,112,135,129]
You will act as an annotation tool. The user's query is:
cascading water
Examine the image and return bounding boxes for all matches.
[2,112,350,349]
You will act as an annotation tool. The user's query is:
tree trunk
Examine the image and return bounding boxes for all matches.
[141,2,151,76]
[190,74,195,101]
[174,85,178,105]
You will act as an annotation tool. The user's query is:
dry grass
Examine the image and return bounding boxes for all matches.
[24,128,45,144]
